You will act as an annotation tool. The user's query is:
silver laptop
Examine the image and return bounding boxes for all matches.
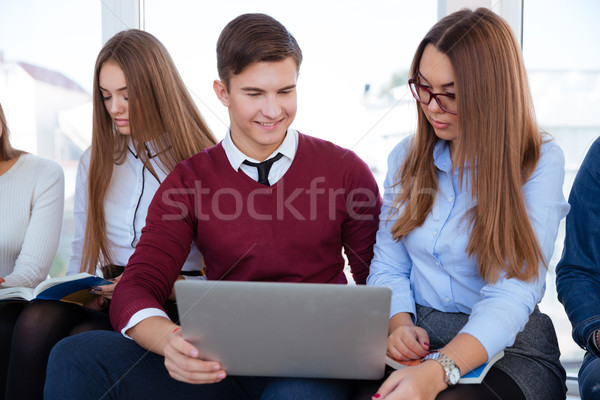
[175,280,391,380]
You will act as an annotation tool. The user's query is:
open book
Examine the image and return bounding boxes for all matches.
[385,351,504,384]
[0,273,112,305]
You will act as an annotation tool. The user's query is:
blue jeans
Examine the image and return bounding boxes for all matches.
[44,331,355,400]
[579,352,600,400]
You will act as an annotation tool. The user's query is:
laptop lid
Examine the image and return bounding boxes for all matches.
[175,280,391,380]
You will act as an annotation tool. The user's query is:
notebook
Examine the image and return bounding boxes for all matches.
[175,280,391,380]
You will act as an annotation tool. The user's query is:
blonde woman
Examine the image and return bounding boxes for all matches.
[5,30,216,400]
[0,103,64,287]
[0,101,64,397]
[368,8,569,400]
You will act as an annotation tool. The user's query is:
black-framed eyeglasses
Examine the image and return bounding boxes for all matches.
[408,78,457,115]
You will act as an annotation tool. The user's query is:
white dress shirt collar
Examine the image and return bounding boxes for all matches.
[127,135,172,159]
[222,128,298,171]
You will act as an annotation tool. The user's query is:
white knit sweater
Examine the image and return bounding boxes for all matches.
[0,153,64,288]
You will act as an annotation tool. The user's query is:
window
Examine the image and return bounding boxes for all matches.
[523,0,600,367]
[143,0,437,181]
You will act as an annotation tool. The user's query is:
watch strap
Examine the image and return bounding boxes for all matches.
[422,351,461,385]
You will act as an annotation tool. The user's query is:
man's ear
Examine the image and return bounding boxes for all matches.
[213,80,230,107]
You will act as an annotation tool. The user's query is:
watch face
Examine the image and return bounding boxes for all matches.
[448,368,461,385]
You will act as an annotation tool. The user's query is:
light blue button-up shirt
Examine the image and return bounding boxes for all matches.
[367,136,570,359]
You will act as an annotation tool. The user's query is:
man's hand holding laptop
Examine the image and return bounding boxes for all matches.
[128,316,226,384]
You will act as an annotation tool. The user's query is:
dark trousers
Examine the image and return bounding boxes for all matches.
[579,352,600,400]
[44,330,355,400]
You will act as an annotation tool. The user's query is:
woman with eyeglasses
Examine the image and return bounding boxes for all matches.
[367,8,569,400]
[3,29,217,400]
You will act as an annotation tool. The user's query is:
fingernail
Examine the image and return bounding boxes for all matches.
[217,371,226,379]
[372,394,381,399]
[93,287,102,292]
[213,363,221,371]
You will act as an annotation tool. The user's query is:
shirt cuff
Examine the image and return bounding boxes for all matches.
[120,308,170,339]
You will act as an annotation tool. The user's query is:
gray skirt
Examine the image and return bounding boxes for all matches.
[415,304,567,400]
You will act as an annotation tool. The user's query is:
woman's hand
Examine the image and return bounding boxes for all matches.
[90,274,122,299]
[163,327,227,384]
[388,324,430,361]
[373,361,447,400]
[83,274,122,310]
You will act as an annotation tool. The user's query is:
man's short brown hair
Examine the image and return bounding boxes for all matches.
[217,13,303,90]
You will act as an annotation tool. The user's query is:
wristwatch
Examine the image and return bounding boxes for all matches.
[422,351,461,386]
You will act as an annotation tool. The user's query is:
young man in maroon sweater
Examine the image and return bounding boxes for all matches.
[45,13,381,400]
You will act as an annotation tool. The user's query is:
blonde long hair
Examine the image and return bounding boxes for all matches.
[391,8,543,283]
[81,29,217,274]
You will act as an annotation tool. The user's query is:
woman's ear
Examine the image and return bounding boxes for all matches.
[213,80,230,107]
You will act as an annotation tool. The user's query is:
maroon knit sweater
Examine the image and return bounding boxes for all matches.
[110,133,382,332]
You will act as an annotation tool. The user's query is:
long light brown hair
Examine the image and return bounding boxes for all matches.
[81,29,217,274]
[391,8,543,283]
[0,103,21,161]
